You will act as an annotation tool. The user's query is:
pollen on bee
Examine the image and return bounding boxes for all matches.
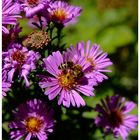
[58,62,84,89]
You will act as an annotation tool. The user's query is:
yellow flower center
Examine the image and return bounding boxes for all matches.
[52,8,67,22]
[25,117,43,133]
[58,72,76,90]
[58,62,84,89]
[86,57,96,72]
[86,57,95,68]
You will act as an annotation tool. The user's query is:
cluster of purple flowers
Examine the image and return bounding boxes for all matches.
[18,0,82,28]
[2,0,138,140]
[2,0,82,33]
[39,41,112,107]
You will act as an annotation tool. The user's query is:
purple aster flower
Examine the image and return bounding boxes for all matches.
[9,99,55,140]
[39,51,95,108]
[2,24,22,50]
[2,0,21,34]
[19,0,50,18]
[2,43,40,87]
[47,1,82,26]
[94,95,138,140]
[2,70,11,97]
[66,41,113,84]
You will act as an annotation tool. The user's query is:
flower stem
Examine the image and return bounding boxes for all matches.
[38,15,43,30]
[56,24,63,49]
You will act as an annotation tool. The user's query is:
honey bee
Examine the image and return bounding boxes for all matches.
[58,61,84,78]
[73,65,84,78]
[58,61,74,70]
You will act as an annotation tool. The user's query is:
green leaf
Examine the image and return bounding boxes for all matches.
[2,122,9,133]
[95,25,136,53]
[18,18,34,36]
[101,8,128,26]
[82,111,97,119]
[45,50,48,57]
[61,106,67,114]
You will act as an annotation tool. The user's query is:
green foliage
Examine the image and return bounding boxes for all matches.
[95,25,136,53]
